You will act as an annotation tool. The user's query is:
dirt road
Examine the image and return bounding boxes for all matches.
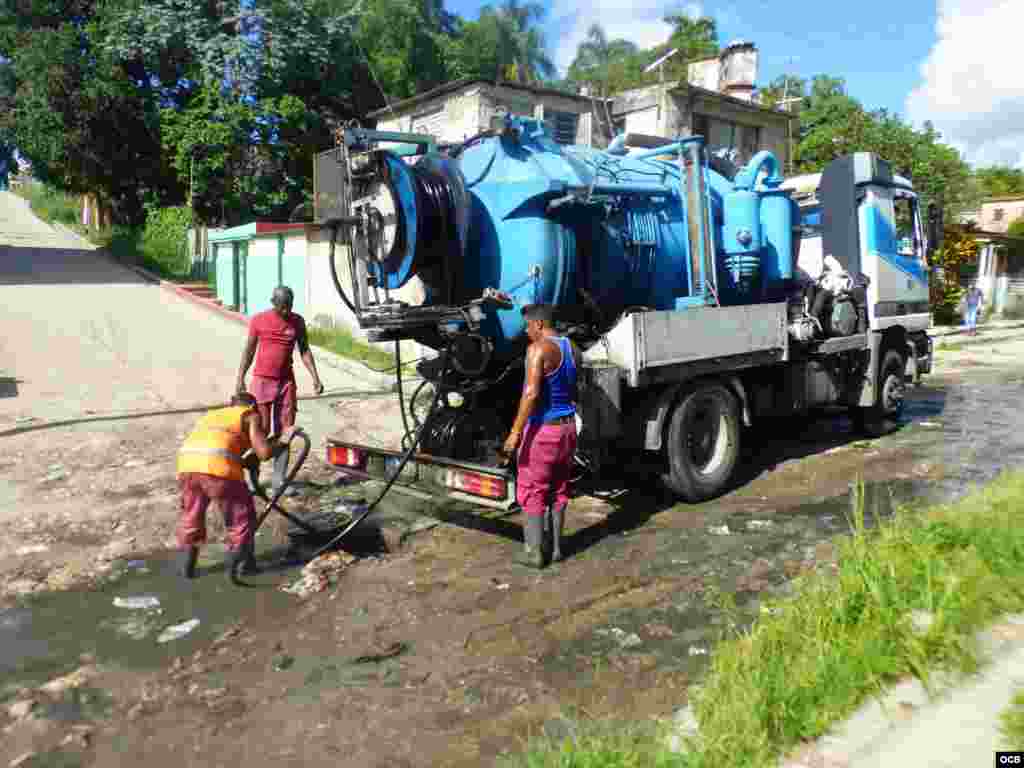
[4,192,1024,767]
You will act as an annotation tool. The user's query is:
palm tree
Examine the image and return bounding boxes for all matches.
[570,24,637,137]
[479,0,554,84]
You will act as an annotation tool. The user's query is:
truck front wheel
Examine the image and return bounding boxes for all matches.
[852,347,906,437]
[661,382,741,502]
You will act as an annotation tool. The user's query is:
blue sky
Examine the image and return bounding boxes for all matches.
[445,0,1024,168]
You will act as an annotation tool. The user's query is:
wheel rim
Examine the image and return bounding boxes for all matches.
[684,397,730,477]
[881,369,905,416]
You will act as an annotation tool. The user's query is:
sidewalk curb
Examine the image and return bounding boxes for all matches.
[102,252,401,391]
[779,613,1024,768]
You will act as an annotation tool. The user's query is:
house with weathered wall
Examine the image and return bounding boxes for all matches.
[610,42,794,170]
[366,78,606,148]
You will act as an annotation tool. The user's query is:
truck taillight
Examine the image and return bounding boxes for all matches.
[444,469,507,500]
[327,445,366,469]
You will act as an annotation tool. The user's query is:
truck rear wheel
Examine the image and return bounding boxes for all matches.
[852,347,906,437]
[661,382,741,502]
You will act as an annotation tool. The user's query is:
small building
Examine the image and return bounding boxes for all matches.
[209,223,310,317]
[610,42,794,170]
[968,231,1024,318]
[208,222,430,361]
[368,78,605,148]
[966,196,1024,234]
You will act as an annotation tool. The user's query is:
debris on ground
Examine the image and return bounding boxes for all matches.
[596,627,643,648]
[113,596,161,610]
[281,550,357,598]
[709,524,731,536]
[157,619,200,644]
[746,519,774,531]
[14,544,49,556]
[39,665,98,696]
[7,699,35,720]
[9,752,37,768]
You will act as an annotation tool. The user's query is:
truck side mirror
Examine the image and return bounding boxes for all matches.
[927,203,944,255]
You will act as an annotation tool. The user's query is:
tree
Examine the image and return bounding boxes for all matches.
[653,13,718,83]
[758,73,805,111]
[568,24,637,138]
[974,166,1024,198]
[1008,216,1024,239]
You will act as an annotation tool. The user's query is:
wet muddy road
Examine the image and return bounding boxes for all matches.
[3,339,1024,768]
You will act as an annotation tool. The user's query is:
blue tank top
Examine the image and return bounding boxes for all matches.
[528,336,577,425]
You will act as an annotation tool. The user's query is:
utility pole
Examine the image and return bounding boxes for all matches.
[643,48,679,137]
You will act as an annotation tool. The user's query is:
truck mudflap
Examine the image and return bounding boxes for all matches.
[325,439,517,511]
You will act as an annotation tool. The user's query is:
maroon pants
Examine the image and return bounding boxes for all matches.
[516,420,576,518]
[249,375,296,435]
[176,473,255,552]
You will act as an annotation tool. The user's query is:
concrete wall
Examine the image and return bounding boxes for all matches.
[303,226,432,363]
[978,199,1024,234]
[373,83,602,148]
[610,82,791,169]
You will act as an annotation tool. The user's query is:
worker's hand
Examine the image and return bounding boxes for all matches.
[501,432,520,463]
[313,378,325,396]
[280,425,297,443]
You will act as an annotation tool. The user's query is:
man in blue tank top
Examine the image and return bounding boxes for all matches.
[502,304,580,568]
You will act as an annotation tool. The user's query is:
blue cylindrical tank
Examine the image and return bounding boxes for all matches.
[720,188,763,303]
[759,187,795,300]
[368,116,794,361]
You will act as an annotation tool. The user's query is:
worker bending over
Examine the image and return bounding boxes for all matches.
[175,392,296,580]
[236,285,323,498]
[502,304,580,568]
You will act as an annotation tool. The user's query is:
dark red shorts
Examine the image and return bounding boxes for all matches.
[249,375,296,435]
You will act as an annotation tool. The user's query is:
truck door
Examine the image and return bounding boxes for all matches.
[858,185,930,332]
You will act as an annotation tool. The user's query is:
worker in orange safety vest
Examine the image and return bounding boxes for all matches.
[175,392,296,580]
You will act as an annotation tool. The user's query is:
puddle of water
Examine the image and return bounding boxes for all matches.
[0,545,303,697]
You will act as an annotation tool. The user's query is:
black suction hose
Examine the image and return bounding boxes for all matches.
[328,223,359,316]
[395,339,413,451]
[310,346,452,559]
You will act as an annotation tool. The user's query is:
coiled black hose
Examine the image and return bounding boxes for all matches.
[411,165,459,306]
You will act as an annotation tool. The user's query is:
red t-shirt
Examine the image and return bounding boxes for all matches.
[249,309,305,380]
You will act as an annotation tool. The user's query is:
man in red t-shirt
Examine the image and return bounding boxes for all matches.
[236,285,324,496]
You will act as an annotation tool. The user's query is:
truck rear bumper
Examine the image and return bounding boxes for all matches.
[325,439,518,511]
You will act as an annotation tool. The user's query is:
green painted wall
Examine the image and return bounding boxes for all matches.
[215,243,236,308]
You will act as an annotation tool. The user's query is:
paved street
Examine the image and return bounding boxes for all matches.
[0,191,387,432]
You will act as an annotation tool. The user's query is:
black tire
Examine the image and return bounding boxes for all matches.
[660,382,742,502]
[852,347,906,437]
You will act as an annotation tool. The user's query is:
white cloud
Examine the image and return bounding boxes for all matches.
[905,0,1024,168]
[550,1,704,74]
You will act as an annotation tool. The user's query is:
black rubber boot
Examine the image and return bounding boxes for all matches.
[239,537,261,575]
[550,503,567,563]
[514,515,546,569]
[177,547,198,579]
[225,547,246,584]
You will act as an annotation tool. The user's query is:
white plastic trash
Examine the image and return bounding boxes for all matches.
[157,619,200,644]
[113,596,161,610]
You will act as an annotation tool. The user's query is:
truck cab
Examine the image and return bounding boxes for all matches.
[781,154,932,336]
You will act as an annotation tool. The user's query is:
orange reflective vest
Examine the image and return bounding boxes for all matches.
[176,406,253,482]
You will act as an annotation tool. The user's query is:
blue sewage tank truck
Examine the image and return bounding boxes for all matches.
[316,114,939,509]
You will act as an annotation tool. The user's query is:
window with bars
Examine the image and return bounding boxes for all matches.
[545,110,579,145]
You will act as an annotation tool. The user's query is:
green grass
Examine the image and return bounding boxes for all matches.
[497,718,687,768]
[12,183,82,230]
[307,326,422,374]
[1000,689,1024,750]
[505,470,1024,768]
